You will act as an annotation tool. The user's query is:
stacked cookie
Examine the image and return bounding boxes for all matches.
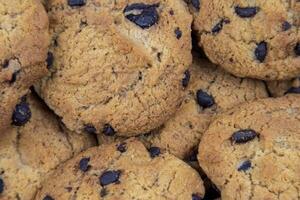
[0,0,299,199]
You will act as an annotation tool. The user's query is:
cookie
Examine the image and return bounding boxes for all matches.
[198,95,300,200]
[0,0,50,132]
[192,0,300,80]
[0,93,96,200]
[97,57,268,159]
[35,0,193,136]
[34,139,205,199]
[267,77,300,97]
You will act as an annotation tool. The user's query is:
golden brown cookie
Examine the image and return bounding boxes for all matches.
[0,0,50,132]
[34,139,205,200]
[192,0,300,80]
[36,0,193,137]
[198,95,300,200]
[97,58,268,159]
[0,93,96,200]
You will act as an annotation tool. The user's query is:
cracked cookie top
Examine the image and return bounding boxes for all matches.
[198,95,300,200]
[0,94,96,200]
[97,57,268,159]
[192,0,300,80]
[0,0,50,132]
[34,139,205,200]
[36,0,193,136]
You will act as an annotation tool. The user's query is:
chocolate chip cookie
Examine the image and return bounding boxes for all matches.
[198,95,300,200]
[0,93,96,200]
[34,139,205,199]
[0,0,50,132]
[267,77,300,97]
[193,0,300,80]
[97,57,268,159]
[36,0,193,136]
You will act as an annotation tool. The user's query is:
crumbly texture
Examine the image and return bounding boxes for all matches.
[0,94,96,200]
[36,0,193,136]
[193,0,300,80]
[267,77,300,97]
[0,0,50,132]
[198,95,300,200]
[97,58,268,159]
[34,139,205,200]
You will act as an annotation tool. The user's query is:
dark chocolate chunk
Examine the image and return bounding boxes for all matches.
[99,170,121,186]
[255,41,267,62]
[117,142,127,153]
[295,43,300,56]
[124,3,159,29]
[237,160,252,171]
[175,27,182,39]
[79,157,91,172]
[285,87,300,94]
[212,19,230,34]
[282,21,292,31]
[148,146,161,158]
[68,0,86,7]
[12,100,31,126]
[0,178,4,194]
[196,90,215,109]
[231,129,259,144]
[84,124,97,134]
[235,6,259,18]
[103,124,116,136]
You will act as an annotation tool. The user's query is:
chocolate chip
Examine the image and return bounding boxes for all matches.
[212,19,230,34]
[79,157,91,172]
[191,0,200,10]
[182,70,190,88]
[192,193,202,200]
[46,52,54,69]
[117,142,127,153]
[148,146,161,158]
[235,6,259,18]
[2,60,9,68]
[124,3,159,29]
[9,70,20,84]
[103,124,115,136]
[84,124,97,134]
[231,129,259,144]
[99,170,121,186]
[0,178,4,194]
[12,100,31,126]
[175,27,182,39]
[100,188,108,197]
[255,41,267,62]
[237,160,252,171]
[68,0,86,7]
[282,21,291,31]
[196,90,215,109]
[295,43,300,56]
[43,195,54,200]
[169,9,174,15]
[285,87,300,94]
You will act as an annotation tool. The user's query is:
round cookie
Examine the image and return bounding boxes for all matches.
[34,139,205,200]
[36,0,193,136]
[267,77,300,97]
[0,93,96,200]
[97,57,268,159]
[198,95,300,200]
[192,0,300,80]
[0,0,49,132]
